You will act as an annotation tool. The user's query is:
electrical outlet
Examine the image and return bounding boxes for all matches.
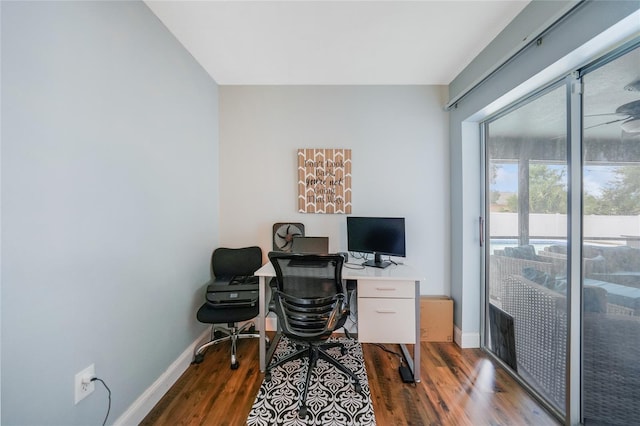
[74,364,95,404]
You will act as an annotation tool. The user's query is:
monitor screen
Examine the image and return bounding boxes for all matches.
[346,217,406,268]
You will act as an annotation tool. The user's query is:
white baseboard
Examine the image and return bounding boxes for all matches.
[113,316,286,425]
[454,325,480,348]
[113,329,209,426]
[114,317,275,426]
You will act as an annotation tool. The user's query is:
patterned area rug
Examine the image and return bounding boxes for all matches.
[247,336,376,426]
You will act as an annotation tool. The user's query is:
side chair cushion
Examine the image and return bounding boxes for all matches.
[197,302,259,324]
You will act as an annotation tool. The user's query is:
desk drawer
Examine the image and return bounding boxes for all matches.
[357,279,415,299]
[358,298,415,343]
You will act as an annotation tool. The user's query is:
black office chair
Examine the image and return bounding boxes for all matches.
[265,252,361,418]
[193,246,264,369]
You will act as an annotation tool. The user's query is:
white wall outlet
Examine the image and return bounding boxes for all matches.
[74,364,95,404]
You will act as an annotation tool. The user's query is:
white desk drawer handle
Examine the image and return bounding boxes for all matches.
[376,309,397,314]
[375,287,396,291]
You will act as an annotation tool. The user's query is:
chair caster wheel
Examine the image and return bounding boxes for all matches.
[231,361,239,370]
[265,372,271,381]
[193,353,204,364]
[298,406,308,418]
[355,383,362,393]
[340,346,347,355]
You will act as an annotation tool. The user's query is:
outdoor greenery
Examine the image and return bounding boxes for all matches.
[491,164,640,215]
[585,166,640,215]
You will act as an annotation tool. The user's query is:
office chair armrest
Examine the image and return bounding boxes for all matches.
[325,296,345,331]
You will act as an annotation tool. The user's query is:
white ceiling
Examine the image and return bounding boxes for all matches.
[144,0,530,85]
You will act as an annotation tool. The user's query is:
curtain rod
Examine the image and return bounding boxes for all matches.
[445,1,584,111]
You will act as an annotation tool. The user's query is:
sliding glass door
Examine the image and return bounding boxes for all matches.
[484,84,569,415]
[581,45,640,425]
[483,43,640,424]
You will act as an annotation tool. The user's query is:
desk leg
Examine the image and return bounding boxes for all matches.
[259,276,266,372]
[397,281,421,383]
[413,279,420,382]
[400,280,421,382]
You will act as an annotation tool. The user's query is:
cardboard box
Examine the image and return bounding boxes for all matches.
[420,296,453,342]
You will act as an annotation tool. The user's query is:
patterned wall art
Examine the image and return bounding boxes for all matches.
[297,149,352,214]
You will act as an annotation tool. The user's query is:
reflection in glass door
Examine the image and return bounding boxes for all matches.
[581,45,640,425]
[484,84,569,415]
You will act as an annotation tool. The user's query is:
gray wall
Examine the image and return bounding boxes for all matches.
[219,86,450,295]
[1,2,219,424]
[449,0,640,341]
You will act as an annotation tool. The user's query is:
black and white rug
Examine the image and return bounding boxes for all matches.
[247,336,376,426]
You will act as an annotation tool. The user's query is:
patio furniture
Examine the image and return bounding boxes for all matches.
[499,274,640,416]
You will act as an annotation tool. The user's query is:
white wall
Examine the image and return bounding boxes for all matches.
[1,2,219,424]
[219,86,450,295]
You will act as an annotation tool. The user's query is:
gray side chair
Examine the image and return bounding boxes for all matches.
[193,246,264,369]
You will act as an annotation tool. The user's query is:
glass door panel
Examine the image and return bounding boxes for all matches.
[485,84,568,414]
[581,46,640,425]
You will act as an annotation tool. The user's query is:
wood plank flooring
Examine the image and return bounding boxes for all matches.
[140,335,559,425]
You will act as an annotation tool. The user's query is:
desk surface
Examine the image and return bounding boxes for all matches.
[255,261,424,281]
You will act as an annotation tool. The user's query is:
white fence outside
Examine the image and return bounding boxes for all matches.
[490,212,640,243]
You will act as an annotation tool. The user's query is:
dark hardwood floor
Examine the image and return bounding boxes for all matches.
[140,335,559,425]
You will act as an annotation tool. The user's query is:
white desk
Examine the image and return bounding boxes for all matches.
[255,261,424,382]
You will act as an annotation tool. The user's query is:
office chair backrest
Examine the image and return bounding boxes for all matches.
[268,252,345,299]
[212,246,262,278]
[268,252,346,339]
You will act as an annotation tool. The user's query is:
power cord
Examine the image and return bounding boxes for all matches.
[90,377,111,426]
[372,343,403,364]
[372,343,415,384]
[344,262,365,270]
[347,252,401,268]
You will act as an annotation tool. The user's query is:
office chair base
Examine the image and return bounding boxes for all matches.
[298,405,308,419]
[265,340,362,418]
[193,322,264,368]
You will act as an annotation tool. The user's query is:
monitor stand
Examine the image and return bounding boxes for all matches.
[363,253,391,269]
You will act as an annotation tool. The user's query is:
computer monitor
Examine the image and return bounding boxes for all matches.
[346,216,406,268]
